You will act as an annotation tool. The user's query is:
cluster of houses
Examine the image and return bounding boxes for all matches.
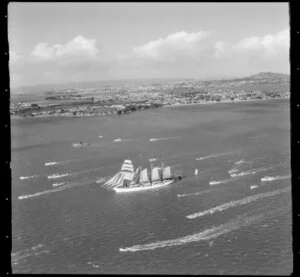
[10,80,290,118]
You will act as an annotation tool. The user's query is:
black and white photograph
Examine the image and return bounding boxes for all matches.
[9,2,291,274]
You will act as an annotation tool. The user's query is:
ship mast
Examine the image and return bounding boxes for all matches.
[150,163,153,185]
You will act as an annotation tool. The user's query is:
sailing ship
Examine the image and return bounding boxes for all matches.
[103,159,179,193]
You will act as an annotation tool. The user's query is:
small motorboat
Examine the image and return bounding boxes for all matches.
[72,141,89,148]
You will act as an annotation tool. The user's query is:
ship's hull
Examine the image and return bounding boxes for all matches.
[113,179,174,193]
[72,143,89,148]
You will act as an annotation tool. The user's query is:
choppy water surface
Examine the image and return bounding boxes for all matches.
[11,99,292,274]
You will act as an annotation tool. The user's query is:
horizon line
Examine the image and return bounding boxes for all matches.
[10,71,290,91]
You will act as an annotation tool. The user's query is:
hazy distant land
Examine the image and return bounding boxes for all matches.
[10,72,289,119]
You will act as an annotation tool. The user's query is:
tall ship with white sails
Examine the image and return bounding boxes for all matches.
[103,159,179,193]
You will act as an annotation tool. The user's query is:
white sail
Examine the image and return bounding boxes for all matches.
[139,168,149,183]
[120,159,134,182]
[134,167,140,175]
[152,167,161,182]
[123,171,134,181]
[132,167,141,183]
[104,171,125,187]
[115,172,126,187]
[104,171,120,186]
[163,166,172,179]
[121,160,134,173]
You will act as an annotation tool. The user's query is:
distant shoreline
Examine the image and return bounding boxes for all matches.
[10,97,289,121]
[10,72,290,120]
[165,97,289,108]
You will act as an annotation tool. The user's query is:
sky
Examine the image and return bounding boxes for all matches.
[8,3,290,88]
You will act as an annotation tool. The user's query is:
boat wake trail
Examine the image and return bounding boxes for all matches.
[196,152,233,161]
[261,175,291,182]
[69,167,106,176]
[210,165,279,186]
[52,182,65,187]
[44,161,57,166]
[186,186,290,219]
[11,244,49,265]
[235,159,250,165]
[44,157,90,166]
[149,136,180,142]
[18,185,73,200]
[230,166,274,178]
[47,167,105,180]
[113,137,135,142]
[209,179,232,186]
[18,180,94,200]
[119,213,263,252]
[177,188,214,198]
[19,175,39,180]
[47,173,69,179]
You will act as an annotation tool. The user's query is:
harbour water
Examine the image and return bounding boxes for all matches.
[11,99,292,274]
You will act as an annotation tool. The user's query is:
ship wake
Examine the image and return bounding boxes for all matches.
[261,175,291,182]
[196,151,233,161]
[209,179,232,186]
[119,205,288,253]
[149,136,180,142]
[47,167,106,180]
[44,157,90,166]
[119,213,263,252]
[210,166,275,186]
[177,188,214,198]
[18,180,94,200]
[186,186,290,219]
[47,173,69,179]
[229,166,274,178]
[11,244,49,265]
[19,175,39,180]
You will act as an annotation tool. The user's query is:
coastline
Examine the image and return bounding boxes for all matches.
[10,97,289,121]
[10,72,290,120]
[166,97,289,108]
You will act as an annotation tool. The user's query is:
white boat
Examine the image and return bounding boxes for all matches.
[72,142,89,148]
[261,176,274,182]
[45,161,56,166]
[195,169,199,176]
[209,181,219,185]
[47,173,69,179]
[52,182,65,187]
[260,176,279,182]
[103,159,176,193]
